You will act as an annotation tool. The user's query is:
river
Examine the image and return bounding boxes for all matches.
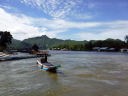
[0,51,128,96]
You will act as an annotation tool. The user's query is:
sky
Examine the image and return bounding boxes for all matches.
[0,0,128,41]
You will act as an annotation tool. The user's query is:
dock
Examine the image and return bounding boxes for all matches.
[0,52,50,61]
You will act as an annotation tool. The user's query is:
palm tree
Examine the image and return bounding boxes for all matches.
[0,31,13,51]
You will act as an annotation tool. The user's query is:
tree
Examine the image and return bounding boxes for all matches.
[125,35,128,48]
[84,40,94,50]
[32,44,39,52]
[0,31,13,51]
[125,35,128,43]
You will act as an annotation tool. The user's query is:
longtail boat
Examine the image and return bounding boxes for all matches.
[37,60,60,73]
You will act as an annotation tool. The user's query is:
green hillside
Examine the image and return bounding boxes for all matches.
[9,35,126,51]
[23,35,84,50]
[9,39,32,50]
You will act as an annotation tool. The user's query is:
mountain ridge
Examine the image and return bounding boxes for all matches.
[11,35,84,49]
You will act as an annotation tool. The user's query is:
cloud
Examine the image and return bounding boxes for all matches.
[0,8,46,40]
[76,24,128,41]
[20,0,95,19]
[0,7,128,41]
[21,0,78,18]
[0,5,13,10]
[0,7,63,40]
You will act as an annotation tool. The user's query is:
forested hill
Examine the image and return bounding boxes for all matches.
[9,39,31,50]
[10,35,126,51]
[22,35,84,49]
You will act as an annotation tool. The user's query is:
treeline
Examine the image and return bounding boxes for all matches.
[0,30,128,52]
[52,43,85,51]
[85,38,126,51]
[52,38,128,51]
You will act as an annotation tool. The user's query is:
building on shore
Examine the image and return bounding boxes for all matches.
[120,48,128,53]
[93,47,116,52]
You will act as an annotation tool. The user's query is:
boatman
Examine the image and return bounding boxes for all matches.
[40,54,47,63]
[44,54,48,63]
[40,54,48,69]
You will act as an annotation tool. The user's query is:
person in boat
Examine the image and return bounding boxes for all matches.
[40,54,48,69]
[41,54,48,63]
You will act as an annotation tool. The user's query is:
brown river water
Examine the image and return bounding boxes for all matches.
[0,51,128,96]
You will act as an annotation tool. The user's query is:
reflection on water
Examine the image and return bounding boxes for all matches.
[0,51,128,96]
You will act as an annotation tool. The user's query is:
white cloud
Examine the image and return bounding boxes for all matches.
[0,8,45,40]
[0,7,128,41]
[0,7,73,40]
[76,28,128,41]
[21,0,87,18]
[33,18,101,30]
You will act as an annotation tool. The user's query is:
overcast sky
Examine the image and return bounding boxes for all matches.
[0,0,128,40]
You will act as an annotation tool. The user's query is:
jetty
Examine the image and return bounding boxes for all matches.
[0,52,50,61]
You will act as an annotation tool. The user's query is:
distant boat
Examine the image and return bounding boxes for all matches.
[36,60,60,73]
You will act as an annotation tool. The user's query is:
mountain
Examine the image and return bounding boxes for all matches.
[8,35,85,50]
[9,35,125,51]
[23,35,84,49]
[9,39,32,50]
